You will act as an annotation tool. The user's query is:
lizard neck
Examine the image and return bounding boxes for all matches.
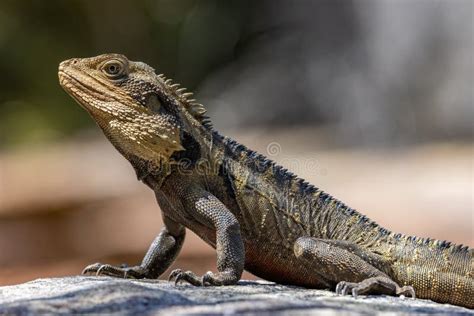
[133,121,221,191]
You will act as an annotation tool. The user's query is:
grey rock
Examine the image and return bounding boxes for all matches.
[0,276,472,315]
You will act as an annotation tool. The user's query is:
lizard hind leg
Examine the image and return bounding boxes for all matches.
[293,237,415,298]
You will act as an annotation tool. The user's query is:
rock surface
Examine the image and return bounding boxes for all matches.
[0,276,472,315]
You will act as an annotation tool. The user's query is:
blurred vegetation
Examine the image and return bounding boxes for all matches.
[0,0,249,148]
[0,0,471,149]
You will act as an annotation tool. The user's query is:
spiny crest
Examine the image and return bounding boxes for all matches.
[222,135,320,196]
[333,199,472,254]
[390,232,471,254]
[345,206,471,254]
[157,73,211,127]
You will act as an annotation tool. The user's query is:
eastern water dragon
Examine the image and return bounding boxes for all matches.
[58,54,473,308]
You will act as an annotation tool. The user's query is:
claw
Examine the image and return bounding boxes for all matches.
[96,265,107,276]
[169,269,183,283]
[341,285,348,296]
[82,262,101,275]
[398,285,416,299]
[174,273,185,285]
[352,288,358,298]
[202,271,214,286]
[335,281,357,296]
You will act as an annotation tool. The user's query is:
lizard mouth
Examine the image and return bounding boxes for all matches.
[58,67,137,119]
[58,70,106,112]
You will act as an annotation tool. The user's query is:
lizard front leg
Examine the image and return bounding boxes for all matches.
[169,191,245,286]
[83,214,185,279]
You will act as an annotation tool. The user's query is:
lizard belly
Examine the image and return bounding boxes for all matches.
[243,236,331,288]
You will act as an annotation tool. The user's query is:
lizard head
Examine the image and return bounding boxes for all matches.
[58,53,208,164]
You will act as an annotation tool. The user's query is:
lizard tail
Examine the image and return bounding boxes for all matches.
[391,238,473,308]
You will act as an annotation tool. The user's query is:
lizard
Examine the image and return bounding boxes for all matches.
[58,53,473,308]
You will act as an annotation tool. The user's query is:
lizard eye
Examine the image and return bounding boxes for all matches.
[102,59,126,79]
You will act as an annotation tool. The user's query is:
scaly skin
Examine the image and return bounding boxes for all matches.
[58,54,473,308]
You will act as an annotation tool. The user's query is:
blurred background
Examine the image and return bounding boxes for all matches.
[0,0,472,285]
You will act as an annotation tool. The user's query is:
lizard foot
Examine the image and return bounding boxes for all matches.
[169,269,235,286]
[82,262,148,279]
[335,276,416,299]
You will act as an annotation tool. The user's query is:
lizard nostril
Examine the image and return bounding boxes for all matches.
[59,58,78,71]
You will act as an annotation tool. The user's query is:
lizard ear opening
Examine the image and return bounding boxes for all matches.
[144,94,162,113]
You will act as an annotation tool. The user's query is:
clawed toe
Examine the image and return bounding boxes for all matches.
[397,285,416,299]
[168,268,185,284]
[82,262,146,279]
[82,262,103,275]
[335,281,357,296]
[96,264,109,276]
[168,269,202,286]
[335,277,417,300]
[168,269,225,286]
